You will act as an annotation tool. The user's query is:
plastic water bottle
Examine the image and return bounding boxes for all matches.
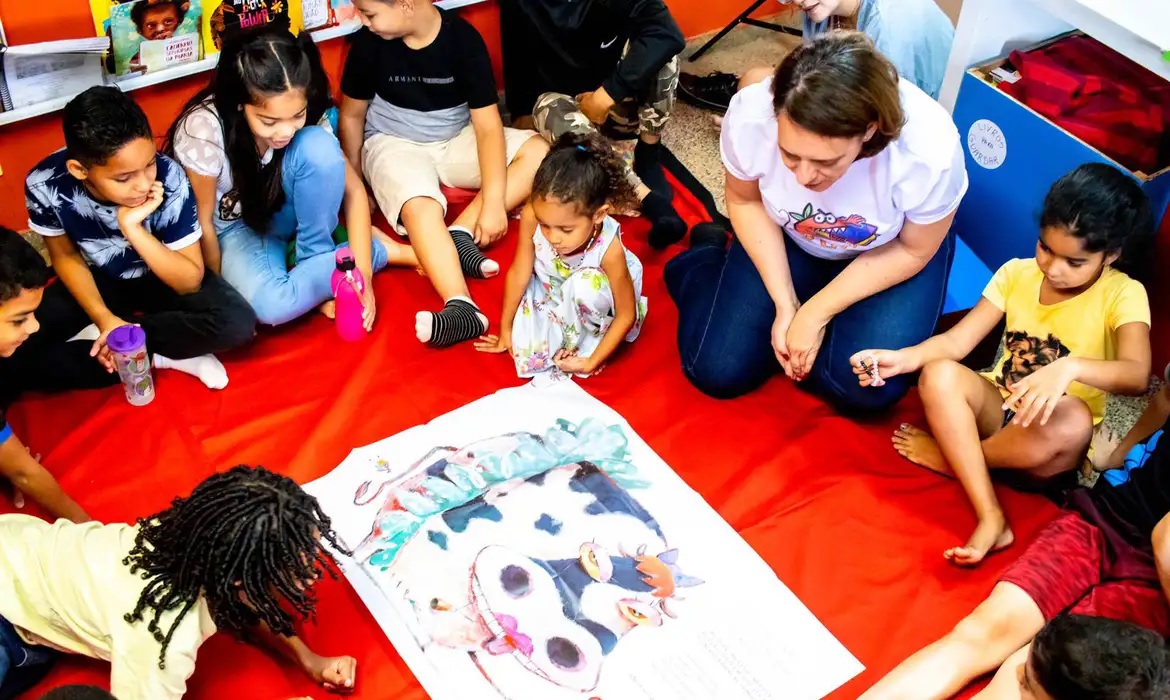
[332,249,367,342]
[107,325,155,406]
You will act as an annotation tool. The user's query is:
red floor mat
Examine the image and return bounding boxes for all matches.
[6,191,1060,699]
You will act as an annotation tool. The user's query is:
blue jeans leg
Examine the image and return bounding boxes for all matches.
[804,232,956,412]
[218,126,389,326]
[665,239,781,398]
[0,616,55,700]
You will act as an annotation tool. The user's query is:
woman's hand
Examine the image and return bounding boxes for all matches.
[785,304,830,381]
[771,306,797,377]
[849,349,912,387]
[475,333,512,354]
[301,652,357,694]
[1003,357,1078,428]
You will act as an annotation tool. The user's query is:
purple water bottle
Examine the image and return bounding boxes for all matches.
[331,249,367,342]
[107,325,155,406]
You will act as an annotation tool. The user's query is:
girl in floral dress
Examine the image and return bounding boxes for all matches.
[476,133,648,377]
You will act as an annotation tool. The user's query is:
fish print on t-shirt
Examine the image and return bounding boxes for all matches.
[784,203,879,251]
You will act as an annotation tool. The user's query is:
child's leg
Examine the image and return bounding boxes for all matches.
[903,359,1017,565]
[533,92,686,248]
[632,56,679,198]
[859,583,1045,700]
[444,127,549,237]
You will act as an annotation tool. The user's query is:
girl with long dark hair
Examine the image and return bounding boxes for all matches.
[167,26,416,328]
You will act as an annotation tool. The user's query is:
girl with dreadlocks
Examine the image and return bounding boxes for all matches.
[475,132,648,378]
[0,465,356,699]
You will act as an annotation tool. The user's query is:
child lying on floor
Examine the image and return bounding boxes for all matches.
[860,402,1170,700]
[475,133,647,377]
[852,163,1153,566]
[0,229,89,523]
[0,466,356,700]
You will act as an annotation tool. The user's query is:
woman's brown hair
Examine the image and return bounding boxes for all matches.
[771,31,905,159]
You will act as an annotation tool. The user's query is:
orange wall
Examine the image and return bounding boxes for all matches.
[0,0,768,230]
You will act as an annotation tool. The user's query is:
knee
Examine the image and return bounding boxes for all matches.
[738,66,774,92]
[1049,396,1094,449]
[516,134,550,162]
[400,197,445,227]
[822,369,912,414]
[286,124,341,170]
[210,287,258,343]
[564,269,613,307]
[918,359,964,396]
[683,362,760,400]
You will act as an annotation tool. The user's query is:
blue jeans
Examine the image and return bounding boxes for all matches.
[665,232,955,412]
[0,616,55,700]
[219,126,389,326]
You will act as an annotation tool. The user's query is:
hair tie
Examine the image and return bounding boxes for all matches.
[576,145,587,151]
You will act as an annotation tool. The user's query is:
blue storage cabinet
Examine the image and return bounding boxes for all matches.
[944,60,1170,313]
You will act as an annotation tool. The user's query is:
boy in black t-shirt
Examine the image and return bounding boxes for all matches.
[0,227,89,523]
[341,0,550,349]
[861,396,1170,700]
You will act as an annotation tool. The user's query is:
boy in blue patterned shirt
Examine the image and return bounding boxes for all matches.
[21,87,255,392]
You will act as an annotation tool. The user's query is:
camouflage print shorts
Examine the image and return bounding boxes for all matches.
[531,51,680,142]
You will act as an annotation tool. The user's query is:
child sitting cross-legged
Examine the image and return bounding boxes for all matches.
[24,86,256,392]
[851,163,1154,566]
[476,133,647,377]
[340,0,550,348]
[0,466,357,700]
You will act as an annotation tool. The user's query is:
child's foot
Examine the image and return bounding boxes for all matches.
[450,227,499,279]
[640,191,687,249]
[892,424,950,475]
[376,228,421,269]
[318,300,337,319]
[416,298,488,348]
[945,513,1015,567]
[154,353,229,390]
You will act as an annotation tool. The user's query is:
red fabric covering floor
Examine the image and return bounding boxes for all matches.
[7,183,1061,699]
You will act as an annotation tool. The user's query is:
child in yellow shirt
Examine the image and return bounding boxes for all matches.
[851,163,1154,567]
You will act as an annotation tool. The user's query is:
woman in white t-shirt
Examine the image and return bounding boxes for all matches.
[165,28,417,327]
[665,32,967,412]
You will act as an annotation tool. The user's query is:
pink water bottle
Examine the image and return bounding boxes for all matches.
[331,249,367,342]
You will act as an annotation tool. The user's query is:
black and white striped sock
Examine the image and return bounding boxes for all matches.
[450,226,499,279]
[415,298,489,348]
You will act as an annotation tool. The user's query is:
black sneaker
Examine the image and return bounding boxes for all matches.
[679,71,739,113]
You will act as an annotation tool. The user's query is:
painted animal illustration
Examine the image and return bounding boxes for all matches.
[790,203,878,247]
[996,330,1071,388]
[349,421,703,696]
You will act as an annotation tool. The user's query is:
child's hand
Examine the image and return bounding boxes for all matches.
[360,281,376,332]
[1003,356,1077,428]
[302,653,357,694]
[554,348,595,375]
[117,181,165,231]
[576,89,614,124]
[93,316,132,373]
[475,333,511,354]
[474,203,509,247]
[849,349,910,387]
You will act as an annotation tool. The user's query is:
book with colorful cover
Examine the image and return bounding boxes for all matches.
[201,0,303,57]
[302,0,359,31]
[107,0,202,77]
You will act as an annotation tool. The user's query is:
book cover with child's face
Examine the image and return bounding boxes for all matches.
[108,0,202,76]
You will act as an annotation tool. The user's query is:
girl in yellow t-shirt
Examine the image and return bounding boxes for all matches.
[851,163,1154,568]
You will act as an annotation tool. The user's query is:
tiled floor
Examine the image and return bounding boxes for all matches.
[662,20,802,214]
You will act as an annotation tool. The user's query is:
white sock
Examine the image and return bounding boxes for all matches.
[153,354,229,390]
[68,324,100,343]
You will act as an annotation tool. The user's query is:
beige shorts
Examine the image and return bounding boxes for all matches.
[363,124,537,235]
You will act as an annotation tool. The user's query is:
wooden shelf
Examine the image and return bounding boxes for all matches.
[0,0,485,128]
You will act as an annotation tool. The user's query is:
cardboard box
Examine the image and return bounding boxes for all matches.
[945,33,1170,312]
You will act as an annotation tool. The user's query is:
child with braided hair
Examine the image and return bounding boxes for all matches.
[476,132,648,377]
[0,466,356,699]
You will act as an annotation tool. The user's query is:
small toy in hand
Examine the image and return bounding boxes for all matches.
[861,354,885,387]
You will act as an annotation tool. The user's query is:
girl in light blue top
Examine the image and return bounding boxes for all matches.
[787,0,954,99]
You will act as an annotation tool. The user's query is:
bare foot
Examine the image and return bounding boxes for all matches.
[376,228,421,270]
[945,513,1014,567]
[318,300,337,319]
[891,424,951,475]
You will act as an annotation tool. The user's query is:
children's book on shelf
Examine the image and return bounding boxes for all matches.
[0,34,108,112]
[92,0,202,78]
[302,0,359,31]
[201,0,303,57]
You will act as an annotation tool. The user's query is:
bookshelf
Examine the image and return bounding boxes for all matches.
[0,0,487,128]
